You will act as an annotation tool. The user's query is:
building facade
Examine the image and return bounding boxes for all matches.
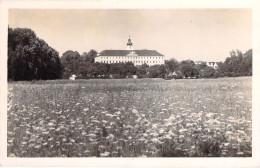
[195,61,220,69]
[206,62,219,69]
[95,37,165,66]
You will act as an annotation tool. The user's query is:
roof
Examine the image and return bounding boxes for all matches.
[127,38,133,46]
[98,50,164,57]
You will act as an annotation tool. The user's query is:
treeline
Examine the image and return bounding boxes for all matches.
[164,49,252,79]
[8,27,252,81]
[218,50,252,77]
[60,49,252,79]
[8,27,61,80]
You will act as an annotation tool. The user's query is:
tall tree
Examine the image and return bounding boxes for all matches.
[60,50,81,78]
[8,27,61,81]
[165,58,179,72]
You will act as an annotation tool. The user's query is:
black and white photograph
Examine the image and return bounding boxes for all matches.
[0,0,260,167]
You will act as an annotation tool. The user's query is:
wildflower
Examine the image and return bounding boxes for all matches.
[83,108,89,112]
[206,113,214,118]
[159,128,165,134]
[34,145,41,149]
[107,134,115,140]
[143,133,148,137]
[47,122,54,126]
[179,128,188,133]
[186,123,193,127]
[139,137,146,141]
[48,137,54,141]
[223,143,230,147]
[226,131,233,135]
[132,109,138,114]
[151,138,161,143]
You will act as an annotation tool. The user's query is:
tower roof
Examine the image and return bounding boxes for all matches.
[127,36,133,46]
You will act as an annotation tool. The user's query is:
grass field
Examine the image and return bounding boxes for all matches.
[7,77,252,157]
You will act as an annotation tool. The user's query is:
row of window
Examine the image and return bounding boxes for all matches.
[99,60,163,64]
[99,56,163,59]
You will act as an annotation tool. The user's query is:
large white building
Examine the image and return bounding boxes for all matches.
[95,37,165,66]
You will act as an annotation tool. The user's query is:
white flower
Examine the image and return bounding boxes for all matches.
[206,113,214,118]
[83,108,89,112]
[87,133,96,137]
[151,138,161,143]
[159,128,165,134]
[226,131,233,135]
[132,109,138,114]
[179,128,188,133]
[47,122,54,126]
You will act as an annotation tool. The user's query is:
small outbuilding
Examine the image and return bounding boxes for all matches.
[69,74,77,80]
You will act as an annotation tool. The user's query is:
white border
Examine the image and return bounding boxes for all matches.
[1,0,260,167]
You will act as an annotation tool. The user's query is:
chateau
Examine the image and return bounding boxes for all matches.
[94,37,165,66]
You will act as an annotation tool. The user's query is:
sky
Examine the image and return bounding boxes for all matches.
[8,9,252,62]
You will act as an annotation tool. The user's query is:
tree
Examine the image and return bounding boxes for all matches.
[218,49,252,77]
[199,66,215,78]
[82,49,98,63]
[8,27,61,81]
[95,63,110,77]
[147,65,166,78]
[165,58,179,72]
[136,63,149,78]
[125,62,137,76]
[60,50,81,78]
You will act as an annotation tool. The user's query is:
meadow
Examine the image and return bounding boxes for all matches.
[7,77,252,157]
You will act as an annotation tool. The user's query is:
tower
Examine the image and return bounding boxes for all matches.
[126,36,133,50]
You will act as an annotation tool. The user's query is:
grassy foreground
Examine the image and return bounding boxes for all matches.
[7,77,252,157]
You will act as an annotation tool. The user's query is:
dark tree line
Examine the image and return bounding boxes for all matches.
[8,27,252,81]
[163,49,252,79]
[218,49,252,77]
[8,27,61,80]
[60,50,137,79]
